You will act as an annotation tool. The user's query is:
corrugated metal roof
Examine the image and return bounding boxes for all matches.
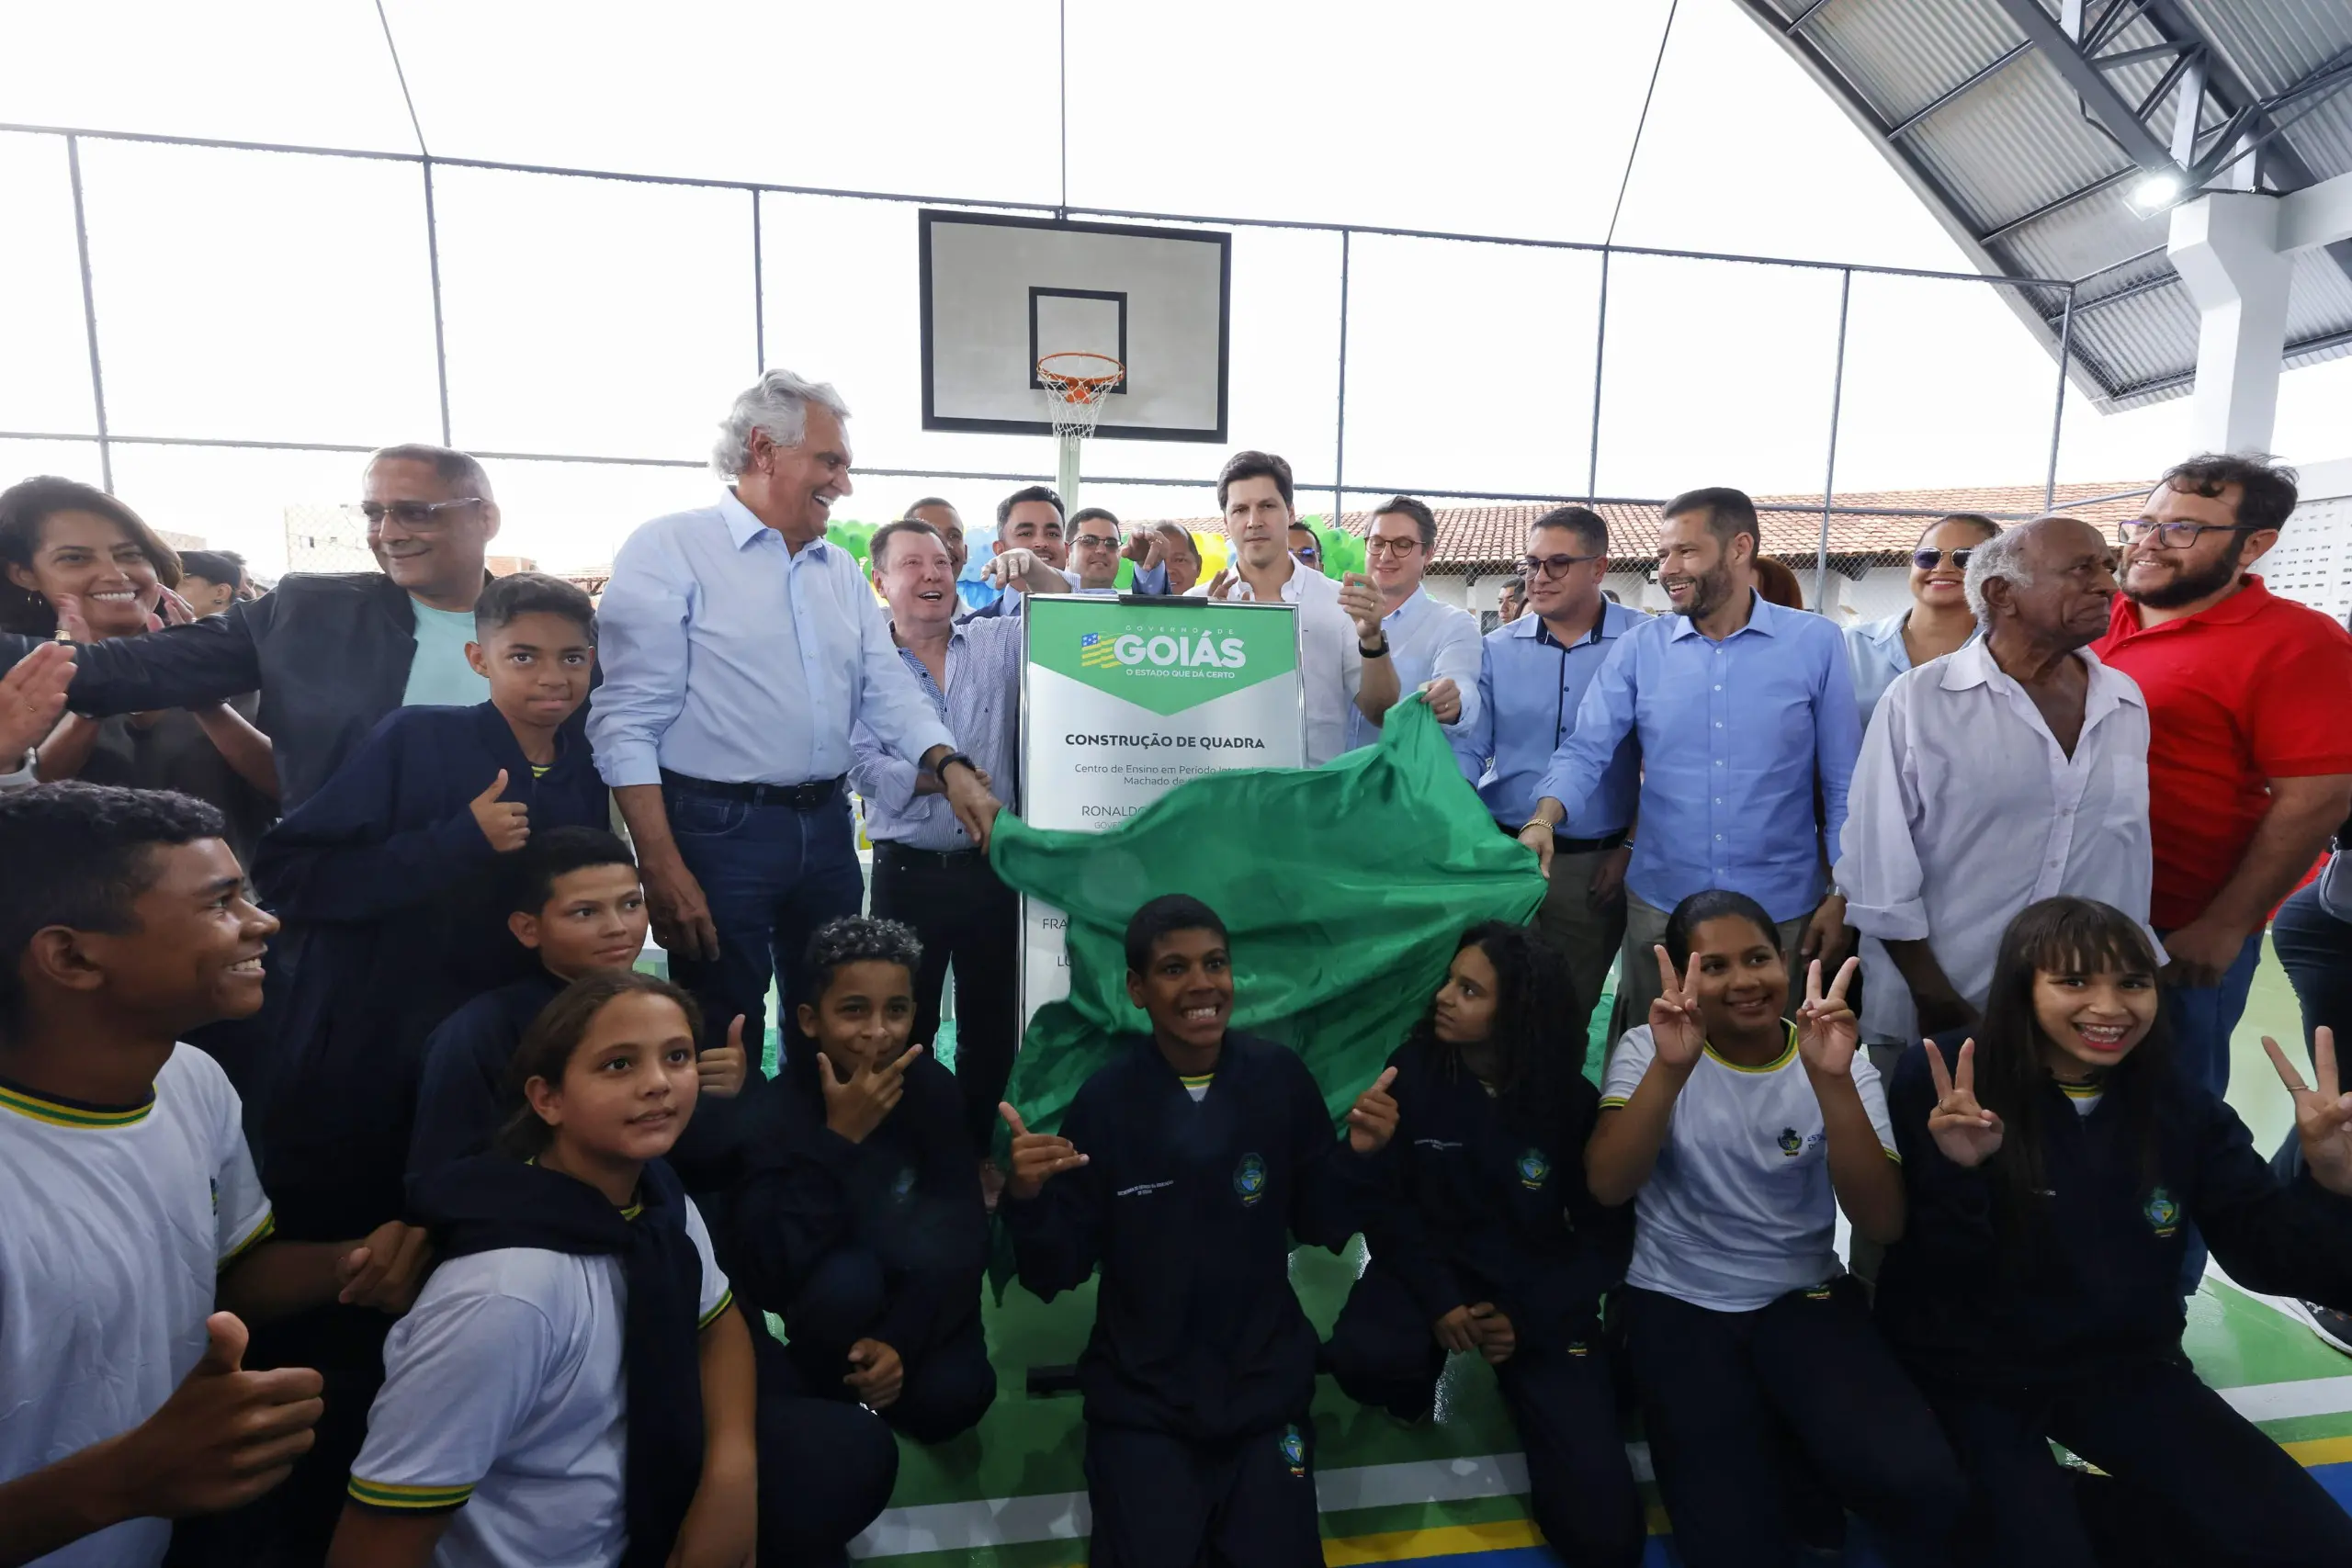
[1733,0,2352,412]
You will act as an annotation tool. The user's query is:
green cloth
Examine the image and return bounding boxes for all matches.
[989,697,1546,1135]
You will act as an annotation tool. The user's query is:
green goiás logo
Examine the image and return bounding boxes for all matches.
[1030,599,1297,717]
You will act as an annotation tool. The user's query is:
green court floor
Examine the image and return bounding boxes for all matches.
[820,943,2352,1564]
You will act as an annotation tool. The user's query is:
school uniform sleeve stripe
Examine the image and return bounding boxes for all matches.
[217,1210,277,1269]
[1598,1097,1630,1110]
[346,1476,475,1512]
[698,1287,735,1330]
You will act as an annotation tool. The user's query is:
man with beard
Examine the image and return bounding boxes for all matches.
[1520,487,1860,1041]
[2092,456,2352,1115]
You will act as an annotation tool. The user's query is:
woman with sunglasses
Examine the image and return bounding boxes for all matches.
[1844,513,2003,736]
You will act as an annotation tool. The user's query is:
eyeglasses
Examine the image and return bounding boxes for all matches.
[357,497,484,532]
[2119,519,2265,549]
[1519,551,1603,581]
[1912,547,1976,571]
[1365,537,1424,558]
[1072,533,1119,550]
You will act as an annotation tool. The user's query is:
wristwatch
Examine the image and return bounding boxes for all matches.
[1358,634,1390,659]
[935,750,980,784]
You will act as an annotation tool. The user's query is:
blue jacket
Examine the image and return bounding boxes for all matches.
[406,967,567,1188]
[249,701,608,1240]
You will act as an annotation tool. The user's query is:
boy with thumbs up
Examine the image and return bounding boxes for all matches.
[724,917,998,1443]
[1000,894,1395,1568]
[235,572,608,1558]
[0,784,428,1568]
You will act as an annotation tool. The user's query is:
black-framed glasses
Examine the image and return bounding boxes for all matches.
[1520,550,1602,581]
[2119,518,2266,549]
[1912,547,1975,571]
[1365,536,1424,558]
[356,497,484,532]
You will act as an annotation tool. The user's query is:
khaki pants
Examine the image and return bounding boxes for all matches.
[1529,846,1630,1061]
[1607,892,1815,1055]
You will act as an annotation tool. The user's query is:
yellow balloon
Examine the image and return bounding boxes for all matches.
[1194,531,1231,579]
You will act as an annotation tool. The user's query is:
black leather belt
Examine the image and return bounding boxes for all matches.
[662,769,843,810]
[1497,821,1627,855]
[873,840,988,870]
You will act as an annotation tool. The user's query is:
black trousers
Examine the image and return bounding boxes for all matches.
[753,1330,903,1567]
[786,1247,998,1444]
[1084,1419,1323,1568]
[1917,1356,2352,1568]
[1324,1265,1643,1568]
[1623,1281,1964,1568]
[868,841,1021,1149]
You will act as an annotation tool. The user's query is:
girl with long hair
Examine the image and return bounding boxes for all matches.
[326,971,758,1568]
[1586,889,1963,1567]
[1877,896,2352,1566]
[1324,922,1642,1568]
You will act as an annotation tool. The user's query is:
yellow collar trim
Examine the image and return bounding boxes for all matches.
[1702,1022,1799,1076]
[0,1080,154,1129]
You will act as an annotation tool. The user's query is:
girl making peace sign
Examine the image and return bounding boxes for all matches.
[1876,896,2352,1566]
[1585,889,1964,1568]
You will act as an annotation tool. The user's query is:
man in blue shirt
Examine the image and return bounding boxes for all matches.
[1452,506,1641,1030]
[1345,496,1481,754]
[590,369,1002,1073]
[1521,488,1860,1042]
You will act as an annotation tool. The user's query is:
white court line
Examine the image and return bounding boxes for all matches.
[849,1368,2352,1560]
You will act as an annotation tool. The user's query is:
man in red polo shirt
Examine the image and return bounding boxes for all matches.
[2094,455,2352,1119]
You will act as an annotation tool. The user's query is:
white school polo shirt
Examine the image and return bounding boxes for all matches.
[1602,1023,1896,1314]
[348,1196,731,1568]
[0,1047,275,1568]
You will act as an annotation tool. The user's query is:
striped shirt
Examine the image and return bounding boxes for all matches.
[850,615,1025,852]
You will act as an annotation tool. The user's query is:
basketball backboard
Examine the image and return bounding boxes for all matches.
[919,210,1229,442]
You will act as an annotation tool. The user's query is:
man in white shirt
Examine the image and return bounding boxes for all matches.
[1189,450,1398,766]
[1837,515,2155,1060]
[1343,496,1478,753]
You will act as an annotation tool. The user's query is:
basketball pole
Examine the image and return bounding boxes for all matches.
[1057,432,1081,514]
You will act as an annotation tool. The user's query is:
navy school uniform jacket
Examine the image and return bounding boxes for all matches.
[1363,1042,1630,1348]
[726,1054,989,1359]
[406,967,567,1187]
[1877,1043,2352,1384]
[1002,1031,1376,1441]
[248,701,608,1240]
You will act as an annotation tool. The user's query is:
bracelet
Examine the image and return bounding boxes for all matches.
[1520,819,1552,838]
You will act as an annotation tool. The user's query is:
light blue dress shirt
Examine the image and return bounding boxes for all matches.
[588,490,954,789]
[1451,601,1643,837]
[1843,610,1981,737]
[1343,589,1484,754]
[850,615,1025,851]
[1537,592,1862,921]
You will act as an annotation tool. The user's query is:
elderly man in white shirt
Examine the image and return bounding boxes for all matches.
[1837,515,2156,1063]
[1189,450,1403,765]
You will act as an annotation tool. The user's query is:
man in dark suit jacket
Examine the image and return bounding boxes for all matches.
[8,443,527,811]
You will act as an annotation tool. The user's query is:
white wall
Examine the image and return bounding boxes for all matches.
[2261,456,2352,624]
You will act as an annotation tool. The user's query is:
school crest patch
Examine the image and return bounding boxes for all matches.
[1280,1424,1307,1477]
[1776,1127,1804,1157]
[2144,1188,2181,1238]
[1516,1148,1551,1190]
[1234,1153,1268,1207]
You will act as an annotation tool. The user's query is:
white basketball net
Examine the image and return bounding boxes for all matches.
[1036,352,1126,440]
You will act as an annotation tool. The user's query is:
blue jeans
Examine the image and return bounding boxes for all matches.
[2158,928,2264,1292]
[663,783,864,1077]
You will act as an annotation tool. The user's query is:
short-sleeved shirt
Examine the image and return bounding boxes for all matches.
[401,600,491,708]
[0,1048,274,1568]
[2092,576,2352,929]
[348,1198,731,1568]
[1601,1022,1895,1314]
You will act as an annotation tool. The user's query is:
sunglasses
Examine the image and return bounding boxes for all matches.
[1912,547,1975,571]
[1519,551,1603,581]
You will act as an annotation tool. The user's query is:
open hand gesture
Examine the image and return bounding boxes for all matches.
[1647,945,1704,1068]
[1924,1038,2005,1168]
[2265,1028,2352,1199]
[1794,957,1861,1077]
[1000,1101,1087,1201]
[1347,1066,1400,1155]
[820,1042,922,1144]
[469,770,529,852]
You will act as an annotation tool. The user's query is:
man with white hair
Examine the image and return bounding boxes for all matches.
[1837,515,2154,1064]
[591,369,1002,1071]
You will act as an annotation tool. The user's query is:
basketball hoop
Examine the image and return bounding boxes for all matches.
[1036,352,1126,441]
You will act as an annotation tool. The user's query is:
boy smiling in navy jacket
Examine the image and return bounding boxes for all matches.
[1001,895,1399,1568]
